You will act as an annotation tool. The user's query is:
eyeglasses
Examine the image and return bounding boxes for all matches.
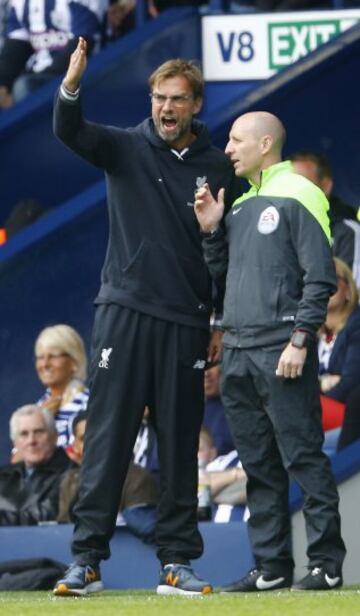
[35,352,69,362]
[149,93,193,107]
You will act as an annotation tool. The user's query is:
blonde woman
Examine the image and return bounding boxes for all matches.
[35,324,89,450]
[319,258,360,430]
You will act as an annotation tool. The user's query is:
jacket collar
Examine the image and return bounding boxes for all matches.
[249,160,293,190]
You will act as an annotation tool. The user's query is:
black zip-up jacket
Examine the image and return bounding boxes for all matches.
[53,92,239,328]
[0,447,71,526]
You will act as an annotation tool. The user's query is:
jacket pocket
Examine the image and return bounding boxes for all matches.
[120,240,212,316]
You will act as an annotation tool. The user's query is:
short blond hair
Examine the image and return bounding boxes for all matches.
[35,324,87,381]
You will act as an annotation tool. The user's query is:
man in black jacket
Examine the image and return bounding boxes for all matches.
[53,37,238,596]
[0,405,70,525]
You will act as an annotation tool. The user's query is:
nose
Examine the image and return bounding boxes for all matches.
[38,356,51,369]
[225,141,232,155]
[162,97,175,112]
[26,431,38,445]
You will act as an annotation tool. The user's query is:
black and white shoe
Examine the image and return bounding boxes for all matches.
[220,568,292,592]
[292,567,342,591]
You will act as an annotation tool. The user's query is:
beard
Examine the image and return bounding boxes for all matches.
[153,113,193,145]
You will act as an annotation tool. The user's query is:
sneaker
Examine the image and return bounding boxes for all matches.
[156,564,213,596]
[53,563,104,596]
[292,567,342,591]
[220,567,293,592]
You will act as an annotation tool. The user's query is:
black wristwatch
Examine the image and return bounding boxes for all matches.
[290,330,308,349]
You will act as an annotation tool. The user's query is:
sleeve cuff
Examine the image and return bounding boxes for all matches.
[60,82,80,101]
[200,227,220,239]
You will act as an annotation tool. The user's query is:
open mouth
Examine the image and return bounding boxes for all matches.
[161,116,178,132]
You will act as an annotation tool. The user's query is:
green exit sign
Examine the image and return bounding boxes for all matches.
[269,20,348,69]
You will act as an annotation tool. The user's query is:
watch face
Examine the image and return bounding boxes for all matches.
[291,331,307,348]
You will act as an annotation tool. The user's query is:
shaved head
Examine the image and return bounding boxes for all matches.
[225,111,286,184]
[233,112,286,153]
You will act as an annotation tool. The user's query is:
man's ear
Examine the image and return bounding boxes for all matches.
[261,135,272,154]
[193,97,203,115]
[320,176,333,198]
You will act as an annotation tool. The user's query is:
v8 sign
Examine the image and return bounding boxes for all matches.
[202,10,360,80]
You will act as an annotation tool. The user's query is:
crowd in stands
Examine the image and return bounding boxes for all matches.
[0,0,207,110]
[0,0,356,112]
[2,252,360,529]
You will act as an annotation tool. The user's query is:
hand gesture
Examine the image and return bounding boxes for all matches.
[194,183,225,233]
[38,395,62,415]
[63,37,88,92]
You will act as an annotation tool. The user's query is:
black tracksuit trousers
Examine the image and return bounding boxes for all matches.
[72,304,208,566]
[221,343,346,578]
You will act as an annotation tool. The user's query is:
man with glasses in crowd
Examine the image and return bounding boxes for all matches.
[52,37,239,596]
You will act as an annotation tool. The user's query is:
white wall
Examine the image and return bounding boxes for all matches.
[292,473,360,584]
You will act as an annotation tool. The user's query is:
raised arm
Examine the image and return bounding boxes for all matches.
[63,36,88,93]
[53,37,119,173]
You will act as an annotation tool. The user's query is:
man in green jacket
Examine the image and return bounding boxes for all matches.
[194,111,346,592]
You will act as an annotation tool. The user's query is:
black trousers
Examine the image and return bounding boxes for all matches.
[221,344,346,577]
[72,304,208,566]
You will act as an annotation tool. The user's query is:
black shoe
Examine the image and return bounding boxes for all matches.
[292,567,342,591]
[156,564,213,596]
[220,568,292,592]
[53,563,104,596]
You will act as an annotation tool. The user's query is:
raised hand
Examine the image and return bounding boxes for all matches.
[194,183,225,233]
[63,37,88,92]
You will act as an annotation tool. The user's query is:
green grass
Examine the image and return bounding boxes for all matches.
[1,589,360,616]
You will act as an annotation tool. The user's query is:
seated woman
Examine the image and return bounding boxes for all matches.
[318,257,360,431]
[34,324,89,454]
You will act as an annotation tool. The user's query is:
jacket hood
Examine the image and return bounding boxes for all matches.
[138,117,213,155]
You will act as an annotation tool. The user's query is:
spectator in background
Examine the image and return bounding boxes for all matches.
[290,151,360,288]
[58,413,160,544]
[35,324,89,454]
[198,426,247,523]
[107,0,135,40]
[203,362,234,456]
[0,0,108,109]
[133,407,159,479]
[319,257,360,432]
[0,405,71,525]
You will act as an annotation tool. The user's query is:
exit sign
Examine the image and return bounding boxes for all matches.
[202,10,360,80]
